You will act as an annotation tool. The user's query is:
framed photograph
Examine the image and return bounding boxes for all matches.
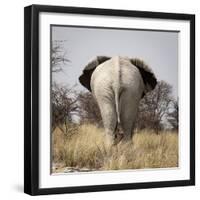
[24,4,195,195]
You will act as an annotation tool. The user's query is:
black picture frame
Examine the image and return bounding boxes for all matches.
[24,4,195,196]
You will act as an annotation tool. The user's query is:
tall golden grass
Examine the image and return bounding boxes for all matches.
[52,124,178,173]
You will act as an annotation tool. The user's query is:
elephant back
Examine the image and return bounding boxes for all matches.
[79,56,111,91]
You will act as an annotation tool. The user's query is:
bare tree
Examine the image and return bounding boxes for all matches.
[77,92,102,125]
[51,40,69,73]
[167,99,179,131]
[136,81,174,133]
[51,83,79,132]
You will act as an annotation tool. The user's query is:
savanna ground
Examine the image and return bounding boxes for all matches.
[52,124,178,173]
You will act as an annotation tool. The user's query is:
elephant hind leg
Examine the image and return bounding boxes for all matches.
[119,90,139,143]
[97,99,118,147]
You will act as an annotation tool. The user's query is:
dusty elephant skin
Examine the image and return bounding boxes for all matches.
[79,56,157,146]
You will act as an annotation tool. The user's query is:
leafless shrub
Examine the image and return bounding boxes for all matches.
[136,81,175,133]
[77,92,102,126]
[51,83,79,133]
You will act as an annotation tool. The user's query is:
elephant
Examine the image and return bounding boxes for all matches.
[79,56,157,146]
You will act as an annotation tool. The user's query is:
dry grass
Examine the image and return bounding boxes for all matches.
[52,124,178,173]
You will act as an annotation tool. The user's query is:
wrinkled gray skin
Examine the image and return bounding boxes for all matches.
[79,56,157,146]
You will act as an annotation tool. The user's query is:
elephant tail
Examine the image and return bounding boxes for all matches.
[115,88,122,124]
[114,56,123,124]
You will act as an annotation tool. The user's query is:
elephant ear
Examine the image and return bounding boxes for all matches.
[130,58,157,96]
[79,56,111,91]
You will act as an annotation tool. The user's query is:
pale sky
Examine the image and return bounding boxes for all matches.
[52,25,178,98]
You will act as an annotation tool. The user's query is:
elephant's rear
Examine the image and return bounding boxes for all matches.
[91,56,144,133]
[80,55,157,145]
